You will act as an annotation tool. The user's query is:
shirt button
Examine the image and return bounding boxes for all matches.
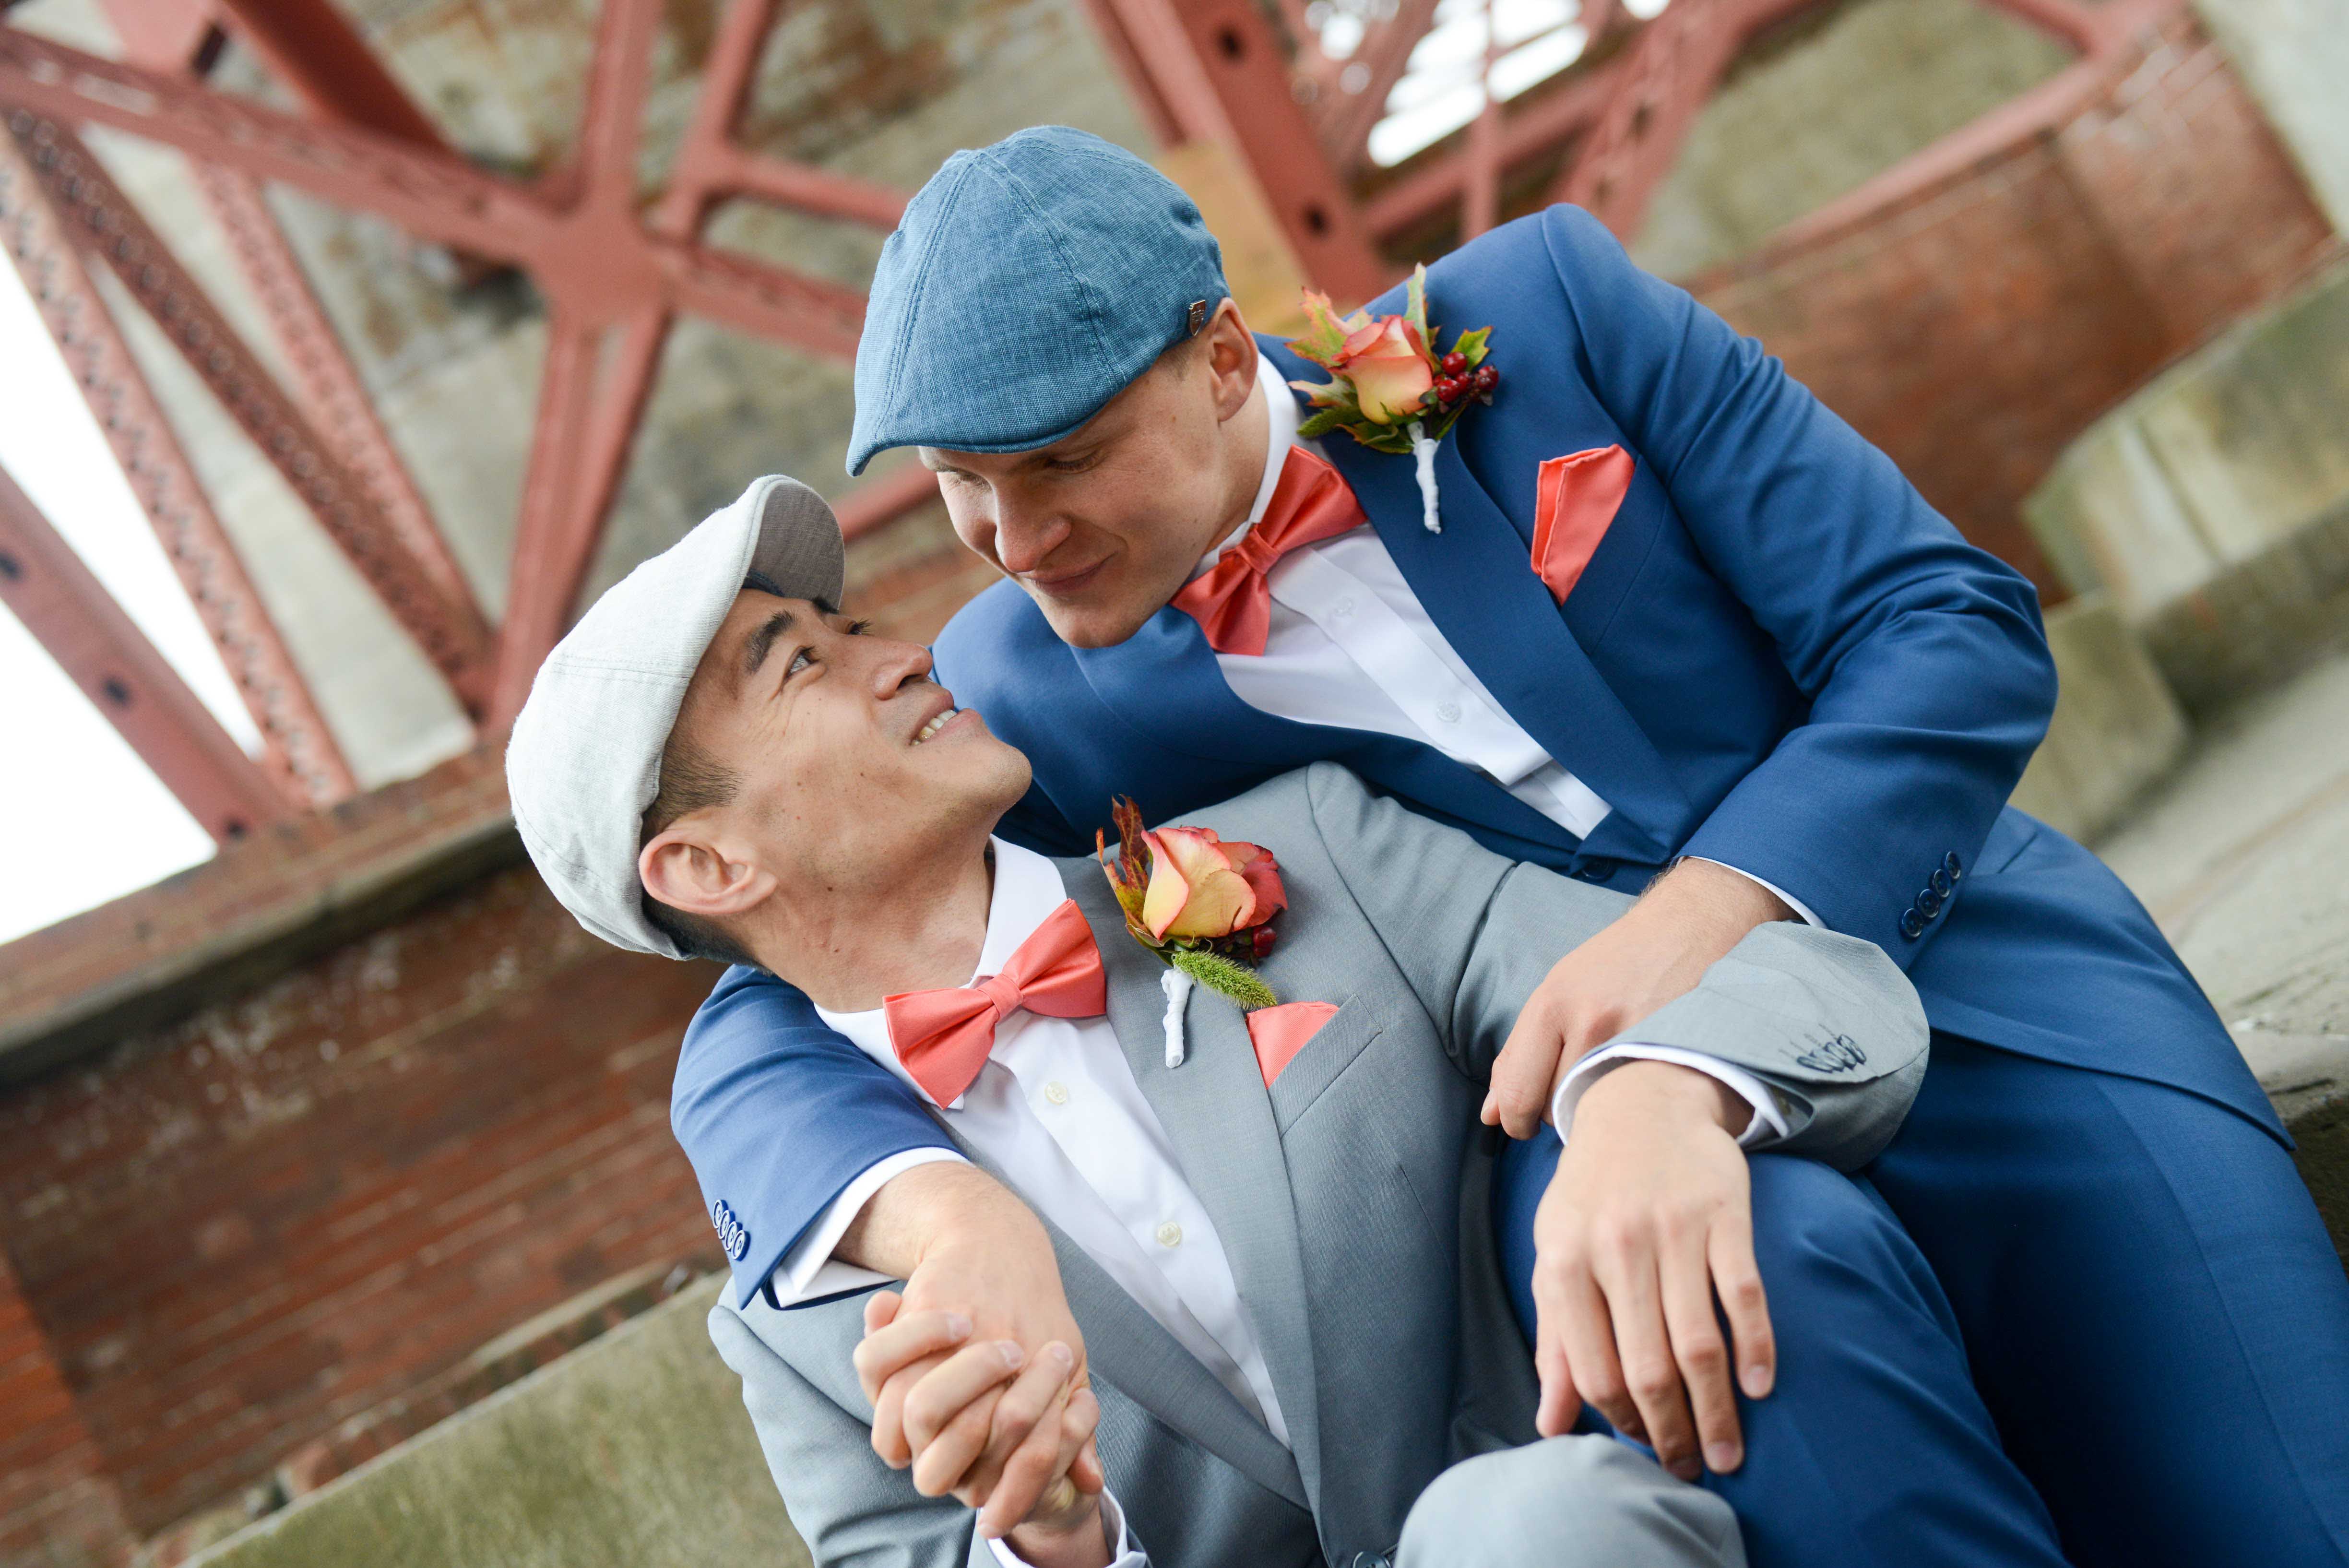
[1043,1081,1069,1106]
[1155,1221,1183,1248]
[1436,700,1462,724]
[1331,596,1356,618]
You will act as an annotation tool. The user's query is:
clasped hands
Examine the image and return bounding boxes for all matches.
[852,1196,1112,1567]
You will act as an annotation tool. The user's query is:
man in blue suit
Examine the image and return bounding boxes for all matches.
[666,129,2349,1564]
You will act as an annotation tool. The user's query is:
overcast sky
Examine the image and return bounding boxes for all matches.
[0,255,263,944]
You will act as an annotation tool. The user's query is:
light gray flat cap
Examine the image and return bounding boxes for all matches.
[505,475,845,958]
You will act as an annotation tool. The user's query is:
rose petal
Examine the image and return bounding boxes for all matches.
[1146,827,1258,939]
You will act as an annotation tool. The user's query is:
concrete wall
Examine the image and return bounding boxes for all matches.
[2024,259,2349,711]
[2193,0,2349,237]
[2007,593,2190,843]
[186,1274,808,1568]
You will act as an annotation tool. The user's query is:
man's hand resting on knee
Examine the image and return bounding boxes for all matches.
[1531,1060,1776,1482]
[836,1161,1107,1544]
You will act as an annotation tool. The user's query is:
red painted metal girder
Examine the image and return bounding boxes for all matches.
[1083,0,1392,305]
[193,166,480,619]
[1557,0,1806,239]
[1318,0,1445,176]
[488,306,670,728]
[209,0,450,149]
[0,28,868,358]
[9,113,498,714]
[835,463,944,543]
[0,128,353,806]
[0,459,287,843]
[1359,57,1625,242]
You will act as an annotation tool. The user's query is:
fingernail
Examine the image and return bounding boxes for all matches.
[1046,1342,1072,1366]
[1706,1442,1740,1473]
[945,1313,971,1338]
[999,1341,1024,1368]
[1742,1364,1772,1398]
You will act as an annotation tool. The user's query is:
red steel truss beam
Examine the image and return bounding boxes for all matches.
[193,166,480,618]
[1083,0,1392,304]
[1358,59,1625,241]
[1318,0,1445,177]
[208,0,450,149]
[0,460,287,842]
[0,128,353,806]
[0,28,868,355]
[835,463,944,543]
[10,114,498,713]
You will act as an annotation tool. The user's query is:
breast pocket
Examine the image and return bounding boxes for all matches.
[1267,998,1382,1135]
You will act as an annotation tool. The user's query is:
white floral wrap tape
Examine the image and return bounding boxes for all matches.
[1409,421,1441,533]
[1160,966,1195,1069]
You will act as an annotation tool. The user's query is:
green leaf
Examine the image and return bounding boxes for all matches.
[1295,406,1353,440]
[1287,290,1353,367]
[1405,263,1431,347]
[1171,948,1278,1011]
[1451,325,1492,367]
[1289,376,1357,412]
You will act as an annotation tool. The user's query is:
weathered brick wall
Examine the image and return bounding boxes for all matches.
[1690,16,2341,592]
[0,1249,135,1568]
[0,867,720,1537]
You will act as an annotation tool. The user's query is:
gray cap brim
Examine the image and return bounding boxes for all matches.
[506,475,845,958]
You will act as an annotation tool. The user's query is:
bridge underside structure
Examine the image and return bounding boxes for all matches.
[0,0,2333,851]
[0,0,2340,1561]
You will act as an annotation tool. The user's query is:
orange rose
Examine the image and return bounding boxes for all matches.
[1333,316,1434,425]
[1140,826,1288,941]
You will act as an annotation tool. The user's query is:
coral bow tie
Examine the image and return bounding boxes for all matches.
[1172,446,1368,656]
[882,899,1108,1107]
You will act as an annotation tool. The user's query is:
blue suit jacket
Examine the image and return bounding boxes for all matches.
[675,207,2276,1303]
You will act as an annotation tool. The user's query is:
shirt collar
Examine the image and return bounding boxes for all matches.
[814,838,1070,1081]
[1198,355,1307,573]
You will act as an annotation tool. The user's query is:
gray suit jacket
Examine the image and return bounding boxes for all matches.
[710,764,1926,1568]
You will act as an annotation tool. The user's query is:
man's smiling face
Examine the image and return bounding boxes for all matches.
[921,302,1265,649]
[638,591,1031,927]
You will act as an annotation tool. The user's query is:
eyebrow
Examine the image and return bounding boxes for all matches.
[742,609,794,681]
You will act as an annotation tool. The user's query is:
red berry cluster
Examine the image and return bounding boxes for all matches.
[1426,351,1501,411]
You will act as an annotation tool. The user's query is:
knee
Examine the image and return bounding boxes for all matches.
[1745,1155,1902,1277]
[1399,1437,1743,1568]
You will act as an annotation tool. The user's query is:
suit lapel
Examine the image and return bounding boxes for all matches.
[1065,863,1329,1515]
[1260,338,1687,861]
[937,1114,1309,1510]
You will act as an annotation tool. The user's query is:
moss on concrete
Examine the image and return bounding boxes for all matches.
[188,1275,807,1568]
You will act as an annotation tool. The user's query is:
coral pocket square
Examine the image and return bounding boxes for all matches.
[1247,1001,1341,1088]
[1531,445,1636,606]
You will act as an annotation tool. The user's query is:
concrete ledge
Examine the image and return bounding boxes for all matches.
[187,1274,807,1568]
[0,745,521,1086]
[2024,259,2349,713]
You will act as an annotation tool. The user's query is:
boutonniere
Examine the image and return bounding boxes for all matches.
[1097,797,1284,1067]
[1286,264,1496,534]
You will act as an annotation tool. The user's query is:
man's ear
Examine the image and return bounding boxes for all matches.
[1204,298,1258,422]
[638,823,775,920]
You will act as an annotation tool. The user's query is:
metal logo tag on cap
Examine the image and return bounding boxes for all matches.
[1186,299,1208,335]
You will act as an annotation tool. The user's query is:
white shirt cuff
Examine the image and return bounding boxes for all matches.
[1685,857,1824,928]
[987,1486,1142,1568]
[764,1148,970,1308]
[1550,1044,1792,1149]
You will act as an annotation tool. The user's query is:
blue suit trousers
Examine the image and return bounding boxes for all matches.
[1498,1142,2069,1568]
[1498,1034,2349,1567]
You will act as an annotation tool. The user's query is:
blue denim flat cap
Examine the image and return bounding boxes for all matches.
[847,126,1228,475]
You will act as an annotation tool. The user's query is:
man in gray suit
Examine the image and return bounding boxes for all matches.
[506,476,2072,1568]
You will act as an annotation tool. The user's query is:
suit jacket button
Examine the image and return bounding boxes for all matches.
[1351,1555,1392,1568]
[1929,867,1953,898]
[1899,908,1926,940]
[1944,851,1963,878]
[1917,886,1942,917]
